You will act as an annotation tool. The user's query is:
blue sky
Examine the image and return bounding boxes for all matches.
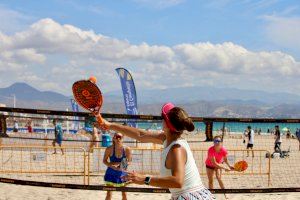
[2,0,299,54]
[0,0,299,95]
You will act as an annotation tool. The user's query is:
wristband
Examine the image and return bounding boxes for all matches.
[144,176,151,185]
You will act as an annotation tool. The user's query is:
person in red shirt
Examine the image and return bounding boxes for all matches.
[205,136,234,189]
[27,121,33,133]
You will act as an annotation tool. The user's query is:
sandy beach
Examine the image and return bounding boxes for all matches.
[0,133,299,199]
[0,183,300,200]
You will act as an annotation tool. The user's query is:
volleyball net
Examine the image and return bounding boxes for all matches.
[0,107,299,193]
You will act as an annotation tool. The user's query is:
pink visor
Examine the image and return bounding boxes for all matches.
[161,103,178,132]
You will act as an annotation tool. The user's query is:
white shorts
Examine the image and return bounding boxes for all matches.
[172,188,216,200]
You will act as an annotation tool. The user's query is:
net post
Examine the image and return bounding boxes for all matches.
[268,150,271,186]
[20,147,23,173]
[87,149,90,185]
[83,148,86,185]
[150,149,153,174]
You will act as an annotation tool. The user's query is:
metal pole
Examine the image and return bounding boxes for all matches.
[13,94,16,108]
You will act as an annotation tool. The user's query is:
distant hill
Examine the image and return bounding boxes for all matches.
[0,82,300,118]
[0,83,69,109]
[108,86,300,105]
[0,82,68,102]
[0,82,123,111]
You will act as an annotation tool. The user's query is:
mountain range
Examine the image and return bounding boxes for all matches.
[0,82,299,118]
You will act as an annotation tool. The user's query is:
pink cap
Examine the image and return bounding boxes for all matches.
[161,103,178,132]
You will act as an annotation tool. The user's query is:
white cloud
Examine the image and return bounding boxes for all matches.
[264,15,300,52]
[0,18,300,95]
[174,42,299,75]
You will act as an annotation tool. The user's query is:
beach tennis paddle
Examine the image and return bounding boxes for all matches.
[72,78,105,124]
[233,160,248,172]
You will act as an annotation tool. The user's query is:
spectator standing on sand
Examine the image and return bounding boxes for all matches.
[52,119,64,155]
[26,121,32,133]
[246,126,255,157]
[13,120,18,132]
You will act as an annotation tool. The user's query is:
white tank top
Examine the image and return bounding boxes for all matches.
[160,139,204,196]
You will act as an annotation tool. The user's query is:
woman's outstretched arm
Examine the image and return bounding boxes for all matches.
[96,115,166,144]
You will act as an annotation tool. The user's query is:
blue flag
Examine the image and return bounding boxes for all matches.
[70,99,79,112]
[70,99,80,130]
[115,68,138,127]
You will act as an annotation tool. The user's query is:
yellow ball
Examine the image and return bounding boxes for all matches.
[89,76,97,84]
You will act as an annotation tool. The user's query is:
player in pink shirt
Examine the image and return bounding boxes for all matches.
[205,136,234,189]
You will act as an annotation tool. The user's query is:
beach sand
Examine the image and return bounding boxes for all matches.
[0,183,300,200]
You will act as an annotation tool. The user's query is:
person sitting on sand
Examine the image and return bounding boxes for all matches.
[52,119,64,155]
[274,125,282,153]
[103,132,131,200]
[286,129,291,139]
[96,103,216,200]
[205,136,234,189]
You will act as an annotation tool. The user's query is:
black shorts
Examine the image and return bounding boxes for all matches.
[275,142,281,147]
[247,143,254,148]
[206,165,216,170]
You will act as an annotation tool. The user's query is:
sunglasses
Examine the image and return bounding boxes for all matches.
[114,135,122,140]
[213,139,222,144]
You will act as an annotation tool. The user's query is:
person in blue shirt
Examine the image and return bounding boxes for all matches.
[52,119,64,155]
[103,133,131,200]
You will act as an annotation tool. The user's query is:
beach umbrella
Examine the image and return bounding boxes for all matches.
[282,127,289,132]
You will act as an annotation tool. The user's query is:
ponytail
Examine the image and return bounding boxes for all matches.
[168,107,195,133]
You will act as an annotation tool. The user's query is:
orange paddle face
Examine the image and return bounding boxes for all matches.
[234,160,248,172]
[72,80,103,113]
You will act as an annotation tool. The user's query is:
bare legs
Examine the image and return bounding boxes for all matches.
[247,147,254,157]
[206,167,214,189]
[215,169,225,189]
[206,167,225,189]
[105,191,127,200]
[52,141,64,155]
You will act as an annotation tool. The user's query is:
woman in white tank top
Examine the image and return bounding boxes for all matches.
[94,103,215,200]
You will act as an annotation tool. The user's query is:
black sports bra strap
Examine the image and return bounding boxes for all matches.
[122,148,126,158]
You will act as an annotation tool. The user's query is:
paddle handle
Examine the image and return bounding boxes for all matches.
[95,114,109,130]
